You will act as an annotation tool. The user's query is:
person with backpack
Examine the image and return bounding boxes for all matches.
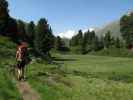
[16,42,29,81]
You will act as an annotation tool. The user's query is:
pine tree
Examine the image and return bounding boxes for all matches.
[0,0,18,40]
[76,30,83,46]
[90,31,96,42]
[70,30,83,46]
[120,13,133,48]
[26,21,35,47]
[81,31,89,54]
[115,38,121,48]
[0,0,9,35]
[70,30,83,53]
[55,36,64,50]
[34,18,54,56]
[104,31,112,49]
[91,36,100,51]
[99,36,104,49]
[17,20,27,41]
[83,30,97,52]
[6,18,18,41]
[54,36,70,52]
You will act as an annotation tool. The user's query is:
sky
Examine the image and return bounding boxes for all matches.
[8,0,133,38]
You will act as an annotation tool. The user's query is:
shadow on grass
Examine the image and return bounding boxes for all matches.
[71,70,133,83]
[28,66,67,79]
[27,65,73,88]
[52,57,77,62]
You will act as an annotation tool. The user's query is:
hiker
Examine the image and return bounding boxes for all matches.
[16,42,29,80]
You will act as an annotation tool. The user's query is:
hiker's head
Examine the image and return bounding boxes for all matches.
[17,41,28,52]
[21,42,27,46]
[18,41,27,46]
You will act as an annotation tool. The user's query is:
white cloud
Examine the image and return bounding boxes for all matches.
[57,28,95,39]
[58,30,76,39]
[82,29,88,33]
[89,28,95,32]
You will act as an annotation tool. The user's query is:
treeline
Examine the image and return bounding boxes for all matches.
[69,30,122,54]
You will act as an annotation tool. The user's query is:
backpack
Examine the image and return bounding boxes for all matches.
[16,45,27,61]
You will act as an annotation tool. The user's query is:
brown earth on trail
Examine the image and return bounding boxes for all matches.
[17,81,40,100]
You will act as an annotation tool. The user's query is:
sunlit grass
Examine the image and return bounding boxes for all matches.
[0,36,20,99]
[27,54,133,100]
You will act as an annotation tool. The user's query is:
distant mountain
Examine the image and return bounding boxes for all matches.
[95,20,122,38]
[58,19,122,39]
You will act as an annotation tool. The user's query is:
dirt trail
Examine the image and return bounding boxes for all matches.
[17,81,40,100]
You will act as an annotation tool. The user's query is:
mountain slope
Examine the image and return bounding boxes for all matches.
[95,20,122,38]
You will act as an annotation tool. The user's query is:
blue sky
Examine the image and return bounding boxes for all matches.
[8,0,133,36]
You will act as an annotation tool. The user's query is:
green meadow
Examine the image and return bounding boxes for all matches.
[0,36,20,100]
[26,54,133,100]
[1,36,133,100]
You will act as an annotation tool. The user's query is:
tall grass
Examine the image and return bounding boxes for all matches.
[0,36,20,99]
[27,54,133,100]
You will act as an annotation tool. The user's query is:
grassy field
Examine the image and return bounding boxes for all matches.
[1,36,133,100]
[0,36,20,100]
[26,54,133,100]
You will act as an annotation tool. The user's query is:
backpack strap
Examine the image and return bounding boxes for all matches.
[16,47,22,61]
[16,44,28,61]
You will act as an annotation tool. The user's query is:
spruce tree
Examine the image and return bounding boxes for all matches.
[26,21,35,47]
[70,30,83,47]
[0,0,9,35]
[115,38,121,48]
[0,0,18,40]
[55,36,67,51]
[81,31,89,54]
[76,30,83,46]
[104,31,112,48]
[34,18,54,56]
[70,30,83,53]
[91,36,100,51]
[120,13,133,48]
[17,20,27,41]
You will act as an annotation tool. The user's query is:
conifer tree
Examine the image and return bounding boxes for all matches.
[34,18,54,56]
[0,0,9,35]
[26,21,35,47]
[120,12,133,48]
